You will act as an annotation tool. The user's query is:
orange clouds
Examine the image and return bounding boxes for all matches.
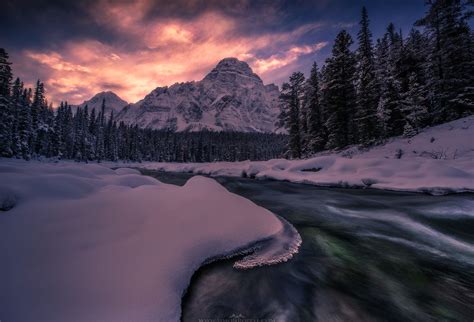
[252,42,328,73]
[25,52,91,73]
[21,3,328,105]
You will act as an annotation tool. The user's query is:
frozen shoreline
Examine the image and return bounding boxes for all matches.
[107,116,474,195]
[0,160,300,321]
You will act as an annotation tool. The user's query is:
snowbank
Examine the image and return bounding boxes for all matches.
[0,160,299,321]
[109,115,474,195]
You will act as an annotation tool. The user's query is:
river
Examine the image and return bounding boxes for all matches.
[141,170,474,322]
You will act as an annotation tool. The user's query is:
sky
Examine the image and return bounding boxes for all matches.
[1,0,428,105]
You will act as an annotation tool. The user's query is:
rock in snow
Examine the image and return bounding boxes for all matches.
[0,160,300,321]
[115,58,281,132]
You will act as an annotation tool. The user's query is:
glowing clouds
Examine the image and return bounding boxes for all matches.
[25,52,91,73]
[252,42,328,73]
[17,3,329,105]
[144,24,194,48]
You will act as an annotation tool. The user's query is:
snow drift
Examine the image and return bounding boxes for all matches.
[110,115,474,195]
[0,160,300,321]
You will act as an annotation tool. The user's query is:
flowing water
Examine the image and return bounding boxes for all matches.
[142,170,474,322]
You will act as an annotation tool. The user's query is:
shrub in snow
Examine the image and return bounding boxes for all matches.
[301,167,322,173]
[361,178,378,187]
[0,188,16,211]
[395,149,404,159]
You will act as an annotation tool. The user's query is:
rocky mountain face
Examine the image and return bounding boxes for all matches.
[115,58,281,132]
[71,91,128,117]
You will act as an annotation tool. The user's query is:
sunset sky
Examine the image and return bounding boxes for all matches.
[1,0,427,105]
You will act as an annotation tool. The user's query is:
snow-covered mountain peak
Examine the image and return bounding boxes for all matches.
[72,91,128,117]
[90,91,125,102]
[203,57,262,85]
[116,58,281,132]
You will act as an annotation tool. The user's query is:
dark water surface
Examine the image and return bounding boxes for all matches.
[141,170,474,322]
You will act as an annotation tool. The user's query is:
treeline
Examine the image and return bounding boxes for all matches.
[0,59,287,162]
[280,1,473,158]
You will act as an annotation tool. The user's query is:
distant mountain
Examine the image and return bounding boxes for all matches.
[71,91,128,117]
[115,58,281,132]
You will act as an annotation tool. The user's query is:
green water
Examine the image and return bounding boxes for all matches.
[142,170,474,322]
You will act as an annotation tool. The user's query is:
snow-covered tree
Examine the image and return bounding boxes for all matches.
[305,62,326,152]
[9,78,23,156]
[417,0,474,121]
[299,92,310,155]
[355,6,379,144]
[32,81,54,156]
[0,48,13,157]
[18,88,33,159]
[280,72,305,158]
[31,80,45,133]
[323,30,358,149]
[401,73,430,137]
[95,100,106,161]
[375,25,405,137]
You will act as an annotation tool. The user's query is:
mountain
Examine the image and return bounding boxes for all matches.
[115,58,281,132]
[71,91,128,117]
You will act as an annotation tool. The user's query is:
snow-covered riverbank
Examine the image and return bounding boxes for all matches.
[110,116,474,195]
[0,160,299,321]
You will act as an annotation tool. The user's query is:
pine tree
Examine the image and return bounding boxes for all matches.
[0,48,13,156]
[375,25,406,137]
[105,111,118,161]
[399,29,430,95]
[9,78,23,157]
[0,49,12,97]
[299,94,310,155]
[355,7,379,144]
[88,108,97,159]
[52,102,65,158]
[417,0,474,121]
[280,72,305,158]
[94,99,106,161]
[63,103,74,159]
[402,73,430,137]
[82,105,92,160]
[305,62,326,152]
[31,80,45,133]
[34,82,53,156]
[73,107,83,160]
[323,30,358,149]
[403,29,430,88]
[18,88,33,159]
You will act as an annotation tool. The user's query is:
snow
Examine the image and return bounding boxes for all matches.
[0,160,300,321]
[70,91,128,116]
[108,115,474,195]
[115,57,280,132]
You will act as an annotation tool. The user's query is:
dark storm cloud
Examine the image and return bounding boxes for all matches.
[1,0,427,48]
[2,0,99,48]
[98,82,128,91]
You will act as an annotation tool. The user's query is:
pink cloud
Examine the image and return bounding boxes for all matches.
[252,42,328,74]
[17,3,328,105]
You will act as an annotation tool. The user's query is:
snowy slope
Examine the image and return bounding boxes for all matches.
[108,115,474,195]
[116,58,281,132]
[0,160,300,321]
[327,115,474,161]
[71,91,128,117]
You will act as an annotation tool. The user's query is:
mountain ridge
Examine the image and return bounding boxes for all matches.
[114,57,281,132]
[71,91,128,117]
